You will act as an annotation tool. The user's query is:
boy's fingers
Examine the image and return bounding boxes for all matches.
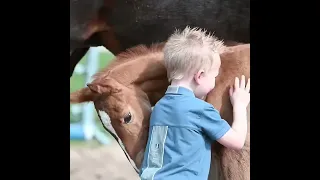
[229,86,233,96]
[235,77,239,89]
[245,78,250,92]
[240,75,245,89]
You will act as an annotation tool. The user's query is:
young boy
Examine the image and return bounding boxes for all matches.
[139,26,250,180]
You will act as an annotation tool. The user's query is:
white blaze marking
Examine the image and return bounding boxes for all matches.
[98,110,117,136]
[98,110,140,173]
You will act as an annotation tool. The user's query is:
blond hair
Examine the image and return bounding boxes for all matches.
[163,26,225,82]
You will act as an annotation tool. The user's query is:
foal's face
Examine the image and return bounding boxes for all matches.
[88,78,152,167]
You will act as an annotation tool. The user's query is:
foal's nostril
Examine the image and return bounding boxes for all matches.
[124,112,132,124]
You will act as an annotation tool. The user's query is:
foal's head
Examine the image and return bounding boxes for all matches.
[70,44,168,170]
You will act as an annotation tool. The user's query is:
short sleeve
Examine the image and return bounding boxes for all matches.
[200,105,231,141]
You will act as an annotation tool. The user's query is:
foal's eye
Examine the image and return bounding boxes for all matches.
[124,112,132,124]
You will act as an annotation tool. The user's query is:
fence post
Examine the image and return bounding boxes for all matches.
[81,47,99,140]
[70,47,111,145]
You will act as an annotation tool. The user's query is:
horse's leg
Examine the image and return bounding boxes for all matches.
[99,29,123,55]
[69,29,122,78]
[70,47,90,78]
[82,29,123,56]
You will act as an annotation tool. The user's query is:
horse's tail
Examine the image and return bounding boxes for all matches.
[70,87,95,104]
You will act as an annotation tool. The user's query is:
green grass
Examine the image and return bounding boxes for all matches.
[70,49,116,139]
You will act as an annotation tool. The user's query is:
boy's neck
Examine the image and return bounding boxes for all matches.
[170,79,195,92]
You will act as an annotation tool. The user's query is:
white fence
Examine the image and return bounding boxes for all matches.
[70,47,111,145]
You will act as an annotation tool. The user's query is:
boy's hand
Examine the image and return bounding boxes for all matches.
[229,75,250,108]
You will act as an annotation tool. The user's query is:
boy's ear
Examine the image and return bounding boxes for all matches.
[194,69,204,85]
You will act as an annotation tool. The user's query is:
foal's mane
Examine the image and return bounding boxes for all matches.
[92,43,165,84]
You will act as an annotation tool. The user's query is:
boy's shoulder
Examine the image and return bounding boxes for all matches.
[186,98,221,119]
[185,96,216,109]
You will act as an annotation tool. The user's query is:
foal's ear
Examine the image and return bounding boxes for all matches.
[87,79,121,94]
[70,87,96,104]
[87,83,104,94]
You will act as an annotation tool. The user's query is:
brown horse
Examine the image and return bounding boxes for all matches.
[70,0,250,77]
[70,43,250,180]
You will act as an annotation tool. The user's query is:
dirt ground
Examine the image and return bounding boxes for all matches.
[70,139,140,180]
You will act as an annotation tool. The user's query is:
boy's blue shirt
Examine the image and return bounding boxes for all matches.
[139,86,231,180]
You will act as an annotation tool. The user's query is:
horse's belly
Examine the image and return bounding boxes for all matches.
[110,0,250,47]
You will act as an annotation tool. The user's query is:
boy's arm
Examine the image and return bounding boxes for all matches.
[201,105,246,150]
[217,105,247,150]
[200,105,231,141]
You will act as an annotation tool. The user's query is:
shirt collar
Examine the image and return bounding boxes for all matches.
[165,85,195,97]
